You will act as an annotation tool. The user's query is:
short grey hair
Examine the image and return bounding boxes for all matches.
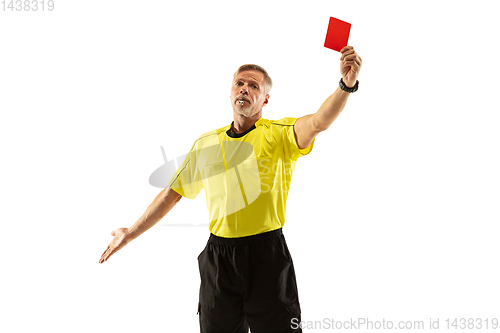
[233,64,273,95]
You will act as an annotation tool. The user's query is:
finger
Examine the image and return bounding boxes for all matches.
[343,57,362,65]
[101,246,112,260]
[340,46,353,53]
[99,253,107,263]
[101,246,109,257]
[343,59,362,68]
[107,247,118,259]
[342,58,361,68]
[100,254,109,264]
[343,61,361,73]
[342,53,358,60]
[342,53,361,62]
[99,253,107,264]
[340,50,355,61]
[111,230,115,236]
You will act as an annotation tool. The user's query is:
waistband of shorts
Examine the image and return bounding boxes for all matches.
[208,228,283,245]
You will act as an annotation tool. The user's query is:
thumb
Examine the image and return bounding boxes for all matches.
[111,230,116,236]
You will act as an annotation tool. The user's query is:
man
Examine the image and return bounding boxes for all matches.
[99,46,362,332]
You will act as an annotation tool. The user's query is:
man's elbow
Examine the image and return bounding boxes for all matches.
[165,187,183,203]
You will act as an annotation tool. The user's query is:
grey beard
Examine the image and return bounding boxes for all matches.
[234,107,252,117]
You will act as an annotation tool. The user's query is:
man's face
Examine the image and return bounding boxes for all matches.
[230,70,269,118]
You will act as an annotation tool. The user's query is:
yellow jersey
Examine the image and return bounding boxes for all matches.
[168,116,315,237]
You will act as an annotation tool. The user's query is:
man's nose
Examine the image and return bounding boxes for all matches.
[240,85,249,94]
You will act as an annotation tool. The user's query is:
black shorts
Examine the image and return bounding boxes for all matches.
[197,228,302,333]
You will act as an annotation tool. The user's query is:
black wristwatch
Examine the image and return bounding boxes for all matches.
[339,78,359,93]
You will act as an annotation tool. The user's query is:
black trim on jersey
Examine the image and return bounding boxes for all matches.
[269,123,293,127]
[226,120,293,138]
[226,121,257,138]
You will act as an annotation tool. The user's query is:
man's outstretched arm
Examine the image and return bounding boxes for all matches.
[294,46,362,149]
[98,187,183,264]
[127,187,183,239]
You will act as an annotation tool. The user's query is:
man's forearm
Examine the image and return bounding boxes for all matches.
[312,86,350,132]
[127,187,182,239]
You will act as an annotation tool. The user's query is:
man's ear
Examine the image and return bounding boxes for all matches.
[263,94,270,107]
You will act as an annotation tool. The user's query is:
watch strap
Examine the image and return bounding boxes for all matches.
[339,78,359,93]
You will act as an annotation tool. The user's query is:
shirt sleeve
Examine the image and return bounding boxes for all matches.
[277,117,315,161]
[167,138,204,199]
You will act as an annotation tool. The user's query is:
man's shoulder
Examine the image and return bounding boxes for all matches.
[269,117,298,127]
[259,118,299,143]
[190,124,231,145]
[254,117,298,132]
[214,122,232,134]
[253,117,299,128]
[194,123,231,141]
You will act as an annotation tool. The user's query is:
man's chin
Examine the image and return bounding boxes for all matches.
[233,108,251,118]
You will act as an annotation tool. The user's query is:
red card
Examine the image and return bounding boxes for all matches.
[324,17,351,52]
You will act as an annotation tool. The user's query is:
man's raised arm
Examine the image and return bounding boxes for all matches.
[294,46,362,149]
[98,187,182,264]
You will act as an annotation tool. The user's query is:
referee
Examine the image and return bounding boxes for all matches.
[99,46,362,333]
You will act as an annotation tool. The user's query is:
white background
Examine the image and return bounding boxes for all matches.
[1,0,499,332]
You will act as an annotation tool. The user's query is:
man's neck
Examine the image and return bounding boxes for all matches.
[232,112,262,134]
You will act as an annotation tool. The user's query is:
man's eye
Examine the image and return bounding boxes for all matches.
[252,85,258,89]
[236,82,242,86]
